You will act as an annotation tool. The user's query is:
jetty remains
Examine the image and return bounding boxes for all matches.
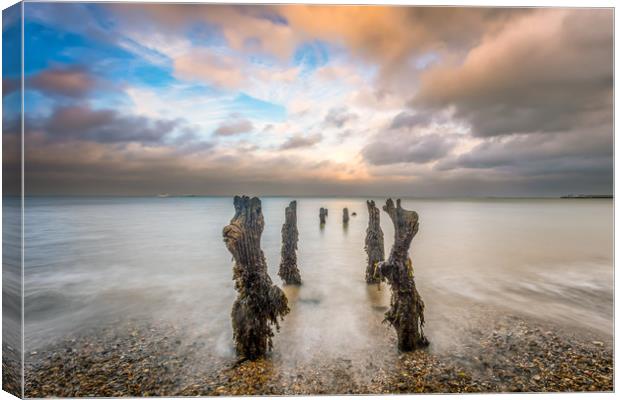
[375,199,428,351]
[319,207,327,224]
[279,201,302,285]
[364,200,384,284]
[223,196,290,359]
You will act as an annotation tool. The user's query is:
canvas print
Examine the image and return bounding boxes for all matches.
[2,2,614,397]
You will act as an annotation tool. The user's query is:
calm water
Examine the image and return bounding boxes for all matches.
[23,197,613,359]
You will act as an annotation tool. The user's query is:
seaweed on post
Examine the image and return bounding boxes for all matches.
[364,200,384,284]
[279,201,302,285]
[222,195,290,359]
[376,198,428,351]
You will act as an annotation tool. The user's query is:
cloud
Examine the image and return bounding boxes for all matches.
[213,117,254,136]
[323,106,358,128]
[108,4,299,60]
[42,106,181,144]
[22,132,363,196]
[26,3,118,46]
[389,111,434,130]
[27,66,98,98]
[281,7,525,70]
[362,130,457,165]
[19,4,614,197]
[169,129,215,154]
[436,127,612,175]
[280,133,323,150]
[174,50,245,89]
[3,77,20,97]
[106,5,526,83]
[411,9,613,137]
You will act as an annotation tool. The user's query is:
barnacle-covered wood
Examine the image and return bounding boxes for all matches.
[278,201,301,285]
[376,198,428,351]
[319,207,327,224]
[223,196,290,359]
[364,200,384,284]
[343,208,349,224]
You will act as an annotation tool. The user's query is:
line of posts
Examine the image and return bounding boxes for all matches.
[222,196,428,360]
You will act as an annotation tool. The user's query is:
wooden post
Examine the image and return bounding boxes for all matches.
[222,196,290,359]
[364,200,384,284]
[376,198,428,351]
[279,201,302,285]
[343,207,349,224]
[319,207,327,224]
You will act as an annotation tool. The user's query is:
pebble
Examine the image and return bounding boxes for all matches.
[22,315,612,397]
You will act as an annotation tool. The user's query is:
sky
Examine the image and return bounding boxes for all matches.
[2,3,613,196]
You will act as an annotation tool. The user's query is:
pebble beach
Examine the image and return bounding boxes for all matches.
[24,309,613,397]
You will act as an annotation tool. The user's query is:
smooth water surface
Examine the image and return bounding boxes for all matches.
[24,197,613,359]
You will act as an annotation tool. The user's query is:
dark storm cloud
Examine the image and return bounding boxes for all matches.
[362,130,457,166]
[280,133,323,150]
[213,117,254,136]
[323,107,358,128]
[389,112,434,130]
[27,66,98,98]
[436,128,613,183]
[411,9,613,138]
[42,106,181,144]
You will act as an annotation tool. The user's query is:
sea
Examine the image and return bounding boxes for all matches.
[20,197,613,359]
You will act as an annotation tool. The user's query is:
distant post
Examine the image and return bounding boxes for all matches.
[364,200,384,284]
[222,196,290,359]
[376,199,428,351]
[343,207,349,224]
[279,201,302,285]
[319,207,327,225]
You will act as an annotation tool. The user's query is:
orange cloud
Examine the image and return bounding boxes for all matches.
[174,50,244,89]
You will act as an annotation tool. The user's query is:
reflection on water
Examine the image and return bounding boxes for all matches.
[24,197,612,362]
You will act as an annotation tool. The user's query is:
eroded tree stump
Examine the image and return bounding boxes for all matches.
[279,201,301,285]
[343,208,349,224]
[319,207,327,224]
[376,198,428,351]
[365,200,384,284]
[222,196,290,359]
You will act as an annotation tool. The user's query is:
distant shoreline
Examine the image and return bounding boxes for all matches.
[560,195,613,199]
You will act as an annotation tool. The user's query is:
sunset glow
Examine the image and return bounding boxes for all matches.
[4,4,612,196]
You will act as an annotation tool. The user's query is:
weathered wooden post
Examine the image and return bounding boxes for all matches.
[343,207,349,224]
[319,207,327,224]
[279,201,302,285]
[376,198,428,351]
[222,196,290,359]
[364,200,384,284]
